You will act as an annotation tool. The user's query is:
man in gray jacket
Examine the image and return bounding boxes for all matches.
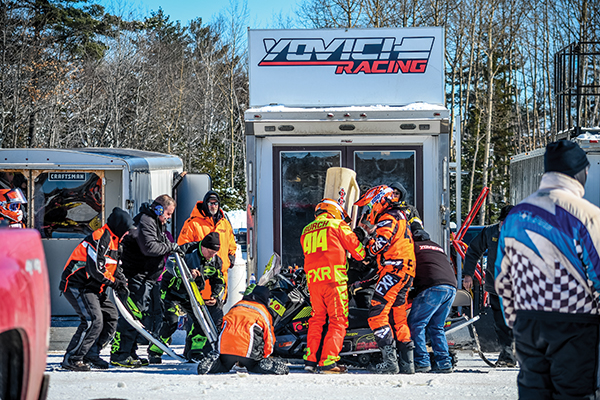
[496,140,600,399]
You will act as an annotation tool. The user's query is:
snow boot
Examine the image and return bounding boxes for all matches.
[368,345,399,374]
[197,351,220,375]
[396,340,415,374]
[258,357,289,375]
[496,345,517,368]
[61,357,91,371]
[83,355,109,370]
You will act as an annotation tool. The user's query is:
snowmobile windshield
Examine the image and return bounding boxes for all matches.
[258,253,282,286]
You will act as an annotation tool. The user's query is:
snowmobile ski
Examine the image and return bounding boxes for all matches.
[112,291,185,362]
[173,253,219,347]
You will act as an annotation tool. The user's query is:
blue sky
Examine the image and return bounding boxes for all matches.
[97,0,300,28]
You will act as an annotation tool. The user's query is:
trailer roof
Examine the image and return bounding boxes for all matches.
[0,148,183,171]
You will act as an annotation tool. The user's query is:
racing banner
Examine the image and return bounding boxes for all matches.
[248,28,444,107]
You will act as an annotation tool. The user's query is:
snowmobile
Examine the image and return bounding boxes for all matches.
[260,254,482,368]
[260,255,381,368]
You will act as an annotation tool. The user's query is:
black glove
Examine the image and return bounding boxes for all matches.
[349,280,364,296]
[353,226,366,242]
[228,254,236,268]
[180,241,199,254]
[170,242,184,256]
[112,278,129,301]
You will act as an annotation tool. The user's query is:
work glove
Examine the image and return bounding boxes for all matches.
[169,242,184,256]
[112,278,130,302]
[349,281,364,296]
[180,241,199,254]
[228,254,236,268]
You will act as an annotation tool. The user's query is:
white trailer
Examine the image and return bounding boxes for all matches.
[245,28,451,276]
[510,132,600,206]
[0,148,210,316]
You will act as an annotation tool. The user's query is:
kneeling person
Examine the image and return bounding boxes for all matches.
[197,286,288,375]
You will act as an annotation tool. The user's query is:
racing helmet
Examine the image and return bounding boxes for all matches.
[354,185,398,228]
[0,188,27,223]
[315,198,349,221]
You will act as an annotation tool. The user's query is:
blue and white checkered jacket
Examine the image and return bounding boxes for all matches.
[495,172,600,328]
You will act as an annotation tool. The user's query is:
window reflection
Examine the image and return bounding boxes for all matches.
[34,172,102,238]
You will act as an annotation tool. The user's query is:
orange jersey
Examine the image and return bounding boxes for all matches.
[367,208,416,277]
[178,201,236,299]
[301,215,366,286]
[218,300,275,358]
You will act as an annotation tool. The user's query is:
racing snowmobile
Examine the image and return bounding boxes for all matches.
[260,254,480,368]
[260,255,381,368]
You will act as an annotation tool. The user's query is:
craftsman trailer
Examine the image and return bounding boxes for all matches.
[244,27,452,277]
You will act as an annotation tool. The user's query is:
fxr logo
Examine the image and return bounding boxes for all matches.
[258,36,434,75]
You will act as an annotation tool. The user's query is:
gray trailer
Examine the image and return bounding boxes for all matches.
[0,148,210,316]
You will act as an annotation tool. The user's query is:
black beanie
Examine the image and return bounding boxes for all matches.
[201,231,220,251]
[107,207,134,238]
[499,205,514,221]
[544,140,589,178]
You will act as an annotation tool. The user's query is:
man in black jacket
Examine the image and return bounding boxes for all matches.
[463,205,515,367]
[407,224,457,373]
[110,194,180,368]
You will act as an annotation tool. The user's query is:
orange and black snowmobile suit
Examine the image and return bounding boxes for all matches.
[365,206,416,347]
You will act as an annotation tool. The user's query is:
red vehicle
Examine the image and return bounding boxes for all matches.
[0,229,50,400]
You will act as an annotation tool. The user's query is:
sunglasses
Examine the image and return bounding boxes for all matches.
[208,201,219,206]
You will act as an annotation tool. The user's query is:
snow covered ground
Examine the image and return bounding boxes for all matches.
[45,345,518,400]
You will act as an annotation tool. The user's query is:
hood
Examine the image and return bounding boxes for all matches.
[200,190,221,216]
[107,207,135,238]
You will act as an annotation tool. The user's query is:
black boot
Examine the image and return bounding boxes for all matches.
[368,345,399,374]
[396,340,415,374]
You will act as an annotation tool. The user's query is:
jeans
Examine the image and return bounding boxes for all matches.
[407,285,456,368]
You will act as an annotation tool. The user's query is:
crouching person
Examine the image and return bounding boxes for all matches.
[197,286,288,375]
[59,208,134,371]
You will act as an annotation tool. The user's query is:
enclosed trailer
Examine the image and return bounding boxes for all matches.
[0,148,210,316]
[245,28,451,276]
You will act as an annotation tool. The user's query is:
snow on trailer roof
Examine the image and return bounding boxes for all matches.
[245,102,449,122]
[0,148,183,171]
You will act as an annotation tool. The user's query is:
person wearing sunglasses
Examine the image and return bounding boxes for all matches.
[0,188,27,228]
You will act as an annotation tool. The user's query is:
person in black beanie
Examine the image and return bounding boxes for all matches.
[110,194,180,368]
[407,223,457,373]
[495,139,600,399]
[463,203,516,367]
[148,231,225,363]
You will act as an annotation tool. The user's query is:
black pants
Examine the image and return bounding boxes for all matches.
[489,293,513,348]
[208,354,275,374]
[111,274,156,360]
[158,293,223,359]
[515,310,600,400]
[64,288,118,362]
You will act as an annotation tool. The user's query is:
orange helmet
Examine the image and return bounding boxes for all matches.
[315,198,349,221]
[0,188,27,223]
[354,185,398,228]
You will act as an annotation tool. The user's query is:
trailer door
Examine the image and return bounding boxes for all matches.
[274,146,422,268]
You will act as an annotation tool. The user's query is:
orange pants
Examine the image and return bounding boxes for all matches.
[304,282,348,367]
[368,270,413,347]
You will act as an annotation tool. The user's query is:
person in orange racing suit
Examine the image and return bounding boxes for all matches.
[178,191,236,301]
[59,207,134,371]
[0,188,27,228]
[354,185,416,374]
[197,285,289,375]
[300,198,366,374]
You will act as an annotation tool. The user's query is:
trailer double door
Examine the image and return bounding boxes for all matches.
[274,145,423,268]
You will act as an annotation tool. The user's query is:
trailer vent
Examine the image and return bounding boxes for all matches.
[339,124,356,131]
[278,125,294,132]
[400,124,416,130]
[419,124,430,130]
[265,126,276,132]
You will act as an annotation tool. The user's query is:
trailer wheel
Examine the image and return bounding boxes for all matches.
[0,330,24,400]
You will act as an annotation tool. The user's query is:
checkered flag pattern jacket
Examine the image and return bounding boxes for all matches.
[495,172,600,328]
